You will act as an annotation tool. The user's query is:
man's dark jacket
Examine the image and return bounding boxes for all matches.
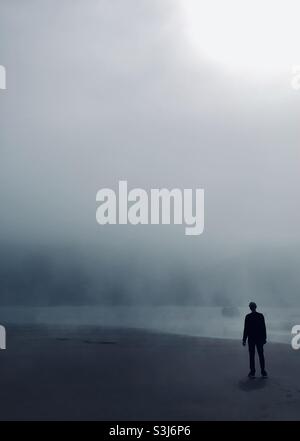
[243,311,267,343]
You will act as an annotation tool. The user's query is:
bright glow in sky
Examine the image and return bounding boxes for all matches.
[182,0,300,74]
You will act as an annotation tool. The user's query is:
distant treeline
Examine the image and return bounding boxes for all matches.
[0,243,300,306]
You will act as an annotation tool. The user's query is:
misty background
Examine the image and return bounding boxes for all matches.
[0,1,300,339]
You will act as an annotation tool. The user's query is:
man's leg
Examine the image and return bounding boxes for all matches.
[256,342,265,373]
[248,340,256,374]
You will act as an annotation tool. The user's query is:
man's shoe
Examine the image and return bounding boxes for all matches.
[261,370,268,378]
[248,372,255,379]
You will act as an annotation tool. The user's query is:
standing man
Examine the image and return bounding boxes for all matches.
[243,302,268,378]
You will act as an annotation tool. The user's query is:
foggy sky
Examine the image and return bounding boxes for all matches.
[1,0,300,306]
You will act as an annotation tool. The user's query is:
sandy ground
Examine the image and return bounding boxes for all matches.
[0,325,300,421]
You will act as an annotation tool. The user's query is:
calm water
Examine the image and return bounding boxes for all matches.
[0,306,298,344]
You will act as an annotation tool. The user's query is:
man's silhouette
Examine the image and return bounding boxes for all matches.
[243,302,268,378]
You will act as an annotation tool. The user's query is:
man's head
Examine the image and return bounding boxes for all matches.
[249,302,257,312]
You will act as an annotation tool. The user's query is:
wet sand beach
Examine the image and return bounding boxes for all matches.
[0,325,299,421]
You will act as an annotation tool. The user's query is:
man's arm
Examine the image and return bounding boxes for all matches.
[243,316,248,345]
[262,315,267,343]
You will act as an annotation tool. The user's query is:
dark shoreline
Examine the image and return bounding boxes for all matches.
[0,325,299,421]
